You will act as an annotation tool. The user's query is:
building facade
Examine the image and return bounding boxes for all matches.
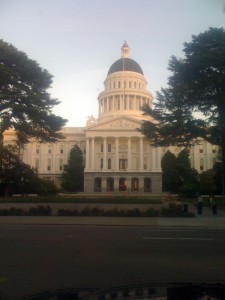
[3,43,219,193]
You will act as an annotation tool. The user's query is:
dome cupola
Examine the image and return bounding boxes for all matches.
[98,42,153,120]
[107,41,143,75]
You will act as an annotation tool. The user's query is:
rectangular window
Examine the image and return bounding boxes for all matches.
[35,159,39,171]
[59,159,63,171]
[60,145,64,154]
[48,145,51,154]
[100,158,103,169]
[47,159,51,171]
[119,159,127,170]
[118,81,120,88]
[200,158,204,171]
[101,144,103,152]
[36,145,40,154]
[108,144,111,152]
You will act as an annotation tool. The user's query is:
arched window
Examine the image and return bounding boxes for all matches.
[131,178,139,192]
[94,178,102,192]
[119,178,127,192]
[144,178,151,192]
[107,178,114,192]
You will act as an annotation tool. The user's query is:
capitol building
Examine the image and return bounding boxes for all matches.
[3,42,218,193]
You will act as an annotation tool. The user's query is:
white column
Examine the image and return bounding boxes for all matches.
[91,137,95,170]
[107,97,109,112]
[127,137,131,170]
[98,99,101,116]
[103,137,107,170]
[112,95,114,111]
[151,147,156,170]
[115,137,119,170]
[156,147,161,170]
[139,137,144,170]
[85,138,90,170]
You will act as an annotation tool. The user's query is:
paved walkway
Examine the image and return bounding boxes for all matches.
[0,208,225,228]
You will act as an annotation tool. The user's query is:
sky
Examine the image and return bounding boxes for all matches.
[0,0,224,127]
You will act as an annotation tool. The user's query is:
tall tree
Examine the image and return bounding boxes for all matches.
[0,40,67,145]
[62,145,84,192]
[140,27,225,193]
[161,150,180,192]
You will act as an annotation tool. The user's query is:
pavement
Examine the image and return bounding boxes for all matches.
[0,206,225,228]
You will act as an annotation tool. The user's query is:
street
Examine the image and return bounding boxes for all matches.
[0,225,225,298]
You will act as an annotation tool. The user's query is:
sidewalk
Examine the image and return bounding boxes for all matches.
[0,210,225,228]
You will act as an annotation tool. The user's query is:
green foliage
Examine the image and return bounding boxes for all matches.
[0,39,67,144]
[140,27,225,193]
[0,145,40,196]
[161,150,198,194]
[61,145,84,192]
[38,179,59,196]
[199,169,216,195]
[161,151,180,192]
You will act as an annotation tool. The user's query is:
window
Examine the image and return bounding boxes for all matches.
[199,145,203,153]
[200,158,204,171]
[48,145,51,154]
[118,81,120,88]
[60,145,64,154]
[100,158,103,169]
[35,159,39,171]
[144,178,152,192]
[129,81,132,88]
[36,145,40,154]
[94,178,102,192]
[119,159,127,170]
[101,144,103,152]
[108,144,111,152]
[132,178,139,192]
[59,159,63,171]
[47,159,51,171]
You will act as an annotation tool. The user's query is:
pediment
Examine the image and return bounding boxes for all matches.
[86,116,141,131]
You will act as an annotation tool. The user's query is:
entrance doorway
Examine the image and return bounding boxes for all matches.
[119,177,127,191]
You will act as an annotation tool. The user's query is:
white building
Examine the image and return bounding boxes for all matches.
[3,42,218,193]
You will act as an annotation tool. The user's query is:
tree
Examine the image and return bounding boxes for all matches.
[140,27,225,193]
[0,145,40,196]
[161,150,180,192]
[199,169,216,195]
[161,149,198,195]
[0,40,67,145]
[62,145,84,192]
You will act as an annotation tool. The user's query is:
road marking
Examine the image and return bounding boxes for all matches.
[143,237,175,240]
[142,229,194,232]
[143,237,213,241]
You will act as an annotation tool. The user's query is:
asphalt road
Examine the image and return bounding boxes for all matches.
[0,225,225,298]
